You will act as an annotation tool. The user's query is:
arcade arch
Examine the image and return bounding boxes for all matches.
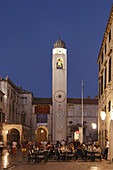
[7,128,20,146]
[35,126,48,142]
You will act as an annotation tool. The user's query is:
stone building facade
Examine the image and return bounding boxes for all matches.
[33,97,98,144]
[97,5,113,160]
[0,76,35,146]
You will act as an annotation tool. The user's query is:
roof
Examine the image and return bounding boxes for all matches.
[53,40,66,49]
[97,5,113,64]
[33,98,98,105]
[0,76,33,95]
[67,98,98,105]
[33,98,52,105]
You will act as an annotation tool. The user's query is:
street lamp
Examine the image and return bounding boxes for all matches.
[92,122,97,129]
[100,111,106,120]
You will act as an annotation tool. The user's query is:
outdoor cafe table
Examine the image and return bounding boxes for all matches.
[86,150,101,161]
[62,150,74,161]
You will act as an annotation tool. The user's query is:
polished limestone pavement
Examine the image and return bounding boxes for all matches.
[0,149,113,170]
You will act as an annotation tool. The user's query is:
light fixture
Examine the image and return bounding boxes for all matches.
[92,122,97,129]
[41,130,44,133]
[5,130,8,134]
[100,111,106,120]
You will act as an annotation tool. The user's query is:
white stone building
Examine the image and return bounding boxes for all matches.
[0,76,35,146]
[97,5,113,160]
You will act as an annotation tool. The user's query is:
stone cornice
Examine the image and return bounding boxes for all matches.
[97,5,113,64]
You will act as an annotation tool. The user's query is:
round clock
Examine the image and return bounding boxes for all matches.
[54,91,66,102]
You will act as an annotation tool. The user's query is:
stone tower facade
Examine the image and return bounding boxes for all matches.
[52,40,67,141]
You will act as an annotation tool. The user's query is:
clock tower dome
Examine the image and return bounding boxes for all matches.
[52,39,67,141]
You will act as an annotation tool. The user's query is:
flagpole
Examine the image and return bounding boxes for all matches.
[82,80,83,127]
[81,80,83,143]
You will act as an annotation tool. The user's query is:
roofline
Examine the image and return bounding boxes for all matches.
[33,97,98,105]
[97,4,113,64]
[0,76,33,96]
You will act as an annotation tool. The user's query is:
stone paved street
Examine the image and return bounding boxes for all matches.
[0,149,113,170]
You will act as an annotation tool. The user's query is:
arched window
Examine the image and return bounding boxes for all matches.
[56,58,63,69]
[21,112,26,124]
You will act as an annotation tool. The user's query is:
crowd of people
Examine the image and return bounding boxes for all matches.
[0,138,109,160]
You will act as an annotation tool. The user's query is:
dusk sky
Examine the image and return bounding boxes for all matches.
[0,0,113,98]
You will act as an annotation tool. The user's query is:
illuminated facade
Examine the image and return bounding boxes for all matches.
[0,40,98,146]
[33,40,98,143]
[0,76,35,146]
[97,5,113,160]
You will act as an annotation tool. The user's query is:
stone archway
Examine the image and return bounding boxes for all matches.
[36,127,48,143]
[7,128,20,147]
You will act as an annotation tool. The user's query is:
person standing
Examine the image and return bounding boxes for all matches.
[12,141,17,155]
[103,139,109,160]
[0,139,4,156]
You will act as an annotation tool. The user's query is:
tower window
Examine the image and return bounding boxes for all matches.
[56,58,63,69]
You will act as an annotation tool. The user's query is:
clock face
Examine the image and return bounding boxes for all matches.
[54,91,66,102]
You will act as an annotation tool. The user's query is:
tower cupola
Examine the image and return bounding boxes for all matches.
[53,40,66,49]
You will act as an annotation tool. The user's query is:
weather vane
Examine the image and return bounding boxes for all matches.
[58,35,60,40]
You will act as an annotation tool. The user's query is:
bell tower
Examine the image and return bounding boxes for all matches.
[52,39,67,141]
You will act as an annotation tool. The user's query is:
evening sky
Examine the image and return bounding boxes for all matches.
[0,0,112,98]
